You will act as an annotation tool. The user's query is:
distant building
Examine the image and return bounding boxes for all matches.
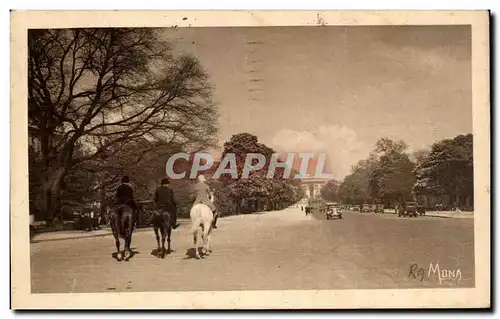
[287,155,330,199]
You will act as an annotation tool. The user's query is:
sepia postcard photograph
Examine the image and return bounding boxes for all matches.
[10,10,490,309]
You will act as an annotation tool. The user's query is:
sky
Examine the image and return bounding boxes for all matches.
[163,25,472,179]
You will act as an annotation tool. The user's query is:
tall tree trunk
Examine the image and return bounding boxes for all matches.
[43,167,66,222]
[99,175,107,216]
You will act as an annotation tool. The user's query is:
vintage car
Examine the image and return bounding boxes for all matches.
[398,202,418,218]
[361,204,371,213]
[370,204,377,212]
[137,200,155,227]
[417,203,426,216]
[434,203,449,211]
[375,204,385,213]
[353,205,361,212]
[326,204,342,220]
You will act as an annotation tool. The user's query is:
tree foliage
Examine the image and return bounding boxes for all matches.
[413,134,473,207]
[211,133,303,214]
[28,28,218,220]
[320,180,340,202]
[338,138,412,205]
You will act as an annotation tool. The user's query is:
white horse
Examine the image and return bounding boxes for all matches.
[189,192,215,259]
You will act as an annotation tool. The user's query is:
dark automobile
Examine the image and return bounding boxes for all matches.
[137,200,154,227]
[434,203,450,211]
[325,203,342,220]
[417,203,426,216]
[375,204,384,213]
[73,212,99,231]
[398,202,418,218]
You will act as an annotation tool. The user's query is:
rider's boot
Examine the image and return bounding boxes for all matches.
[171,211,180,229]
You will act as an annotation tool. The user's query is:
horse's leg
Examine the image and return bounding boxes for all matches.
[201,223,210,255]
[154,226,160,251]
[123,216,132,260]
[111,218,122,261]
[159,226,166,258]
[114,235,122,261]
[166,227,171,253]
[191,222,200,259]
[204,222,212,254]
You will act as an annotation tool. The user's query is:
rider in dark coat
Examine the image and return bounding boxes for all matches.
[115,176,139,223]
[154,178,180,229]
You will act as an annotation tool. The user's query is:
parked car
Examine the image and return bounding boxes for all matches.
[362,204,371,213]
[73,212,98,231]
[137,200,154,227]
[370,204,377,212]
[434,203,450,211]
[354,205,361,212]
[398,202,418,218]
[375,204,384,213]
[417,203,426,216]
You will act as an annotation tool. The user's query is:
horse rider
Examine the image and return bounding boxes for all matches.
[154,178,180,229]
[115,175,140,225]
[194,174,218,228]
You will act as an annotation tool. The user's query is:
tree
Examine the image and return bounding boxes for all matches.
[373,138,408,158]
[216,133,301,214]
[413,134,473,208]
[28,28,218,220]
[338,156,378,204]
[320,180,340,202]
[410,149,430,166]
[338,138,410,205]
[369,150,415,205]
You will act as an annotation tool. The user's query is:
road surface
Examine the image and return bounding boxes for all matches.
[30,207,474,293]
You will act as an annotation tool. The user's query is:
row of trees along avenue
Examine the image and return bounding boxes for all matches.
[320,135,473,210]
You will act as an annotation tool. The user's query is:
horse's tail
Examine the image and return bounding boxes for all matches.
[152,210,171,230]
[116,206,133,239]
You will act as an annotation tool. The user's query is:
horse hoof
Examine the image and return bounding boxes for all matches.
[116,253,122,261]
[123,250,131,260]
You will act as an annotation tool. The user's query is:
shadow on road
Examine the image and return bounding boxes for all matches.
[184,247,211,259]
[111,248,140,261]
[150,248,175,258]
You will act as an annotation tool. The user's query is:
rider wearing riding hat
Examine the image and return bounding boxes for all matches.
[154,178,180,229]
[194,174,219,228]
[115,176,139,224]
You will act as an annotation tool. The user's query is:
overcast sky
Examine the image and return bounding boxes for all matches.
[165,25,471,179]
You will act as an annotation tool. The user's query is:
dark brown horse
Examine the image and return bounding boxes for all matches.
[151,209,172,258]
[109,204,137,261]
